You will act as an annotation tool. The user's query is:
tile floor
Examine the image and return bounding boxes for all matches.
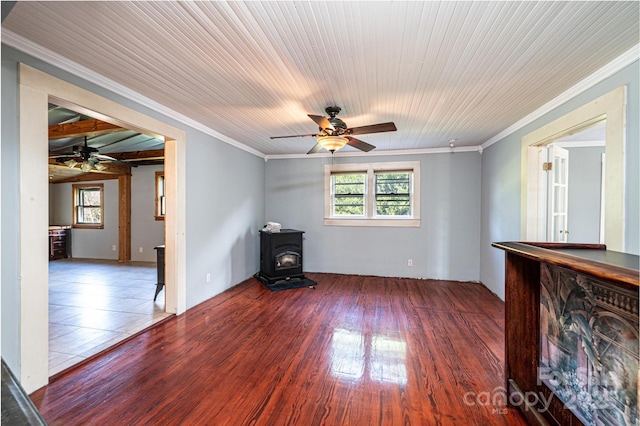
[48,258,172,376]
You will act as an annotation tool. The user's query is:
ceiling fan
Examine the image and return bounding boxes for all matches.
[270,106,397,154]
[49,136,138,172]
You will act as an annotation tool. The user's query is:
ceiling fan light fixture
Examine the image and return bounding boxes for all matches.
[317,135,348,153]
[94,162,106,171]
[64,159,78,169]
[80,161,93,172]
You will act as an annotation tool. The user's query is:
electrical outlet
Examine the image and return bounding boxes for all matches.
[112,245,117,251]
[206,273,211,283]
[408,259,413,267]
[139,247,143,253]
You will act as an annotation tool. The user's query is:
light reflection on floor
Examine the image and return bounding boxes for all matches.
[331,328,365,380]
[330,328,408,385]
[371,335,408,384]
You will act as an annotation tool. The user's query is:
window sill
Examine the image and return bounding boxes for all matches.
[324,218,420,227]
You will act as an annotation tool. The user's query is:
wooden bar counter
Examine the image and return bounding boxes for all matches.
[492,242,639,426]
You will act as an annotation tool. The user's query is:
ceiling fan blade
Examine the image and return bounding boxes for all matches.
[49,153,77,159]
[270,133,317,139]
[346,136,376,152]
[93,153,118,161]
[53,156,74,164]
[93,153,138,167]
[306,143,323,154]
[348,122,397,135]
[308,114,334,130]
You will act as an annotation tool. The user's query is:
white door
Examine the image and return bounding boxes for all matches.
[548,146,570,242]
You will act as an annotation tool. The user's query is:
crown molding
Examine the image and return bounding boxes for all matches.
[1,29,266,159]
[264,145,480,161]
[481,44,639,150]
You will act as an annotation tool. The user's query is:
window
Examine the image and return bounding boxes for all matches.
[155,171,165,220]
[375,172,411,216]
[325,161,420,227]
[332,173,366,216]
[72,184,104,229]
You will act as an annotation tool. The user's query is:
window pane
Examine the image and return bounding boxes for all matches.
[79,207,101,224]
[375,172,411,216]
[81,189,101,206]
[333,173,365,216]
[158,176,165,195]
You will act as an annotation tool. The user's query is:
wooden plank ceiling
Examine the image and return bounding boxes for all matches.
[47,105,164,183]
[3,1,639,156]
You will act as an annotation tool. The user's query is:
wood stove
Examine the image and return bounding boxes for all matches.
[258,229,304,284]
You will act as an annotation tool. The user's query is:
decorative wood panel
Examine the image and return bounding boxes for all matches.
[540,264,639,425]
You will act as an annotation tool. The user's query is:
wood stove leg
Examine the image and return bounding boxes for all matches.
[153,282,164,301]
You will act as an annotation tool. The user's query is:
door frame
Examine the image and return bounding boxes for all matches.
[18,64,187,393]
[521,86,626,251]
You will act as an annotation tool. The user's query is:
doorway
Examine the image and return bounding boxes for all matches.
[18,64,186,393]
[521,86,626,251]
[549,122,606,243]
[47,102,171,375]
[533,121,606,243]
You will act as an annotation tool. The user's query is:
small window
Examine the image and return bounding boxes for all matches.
[332,172,366,216]
[155,171,165,220]
[375,172,411,217]
[325,161,420,227]
[72,184,104,229]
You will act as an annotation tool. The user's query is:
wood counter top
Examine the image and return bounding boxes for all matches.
[492,241,639,287]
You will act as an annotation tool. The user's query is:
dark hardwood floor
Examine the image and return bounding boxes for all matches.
[31,274,526,425]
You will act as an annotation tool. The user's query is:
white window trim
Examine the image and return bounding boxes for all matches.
[324,161,420,227]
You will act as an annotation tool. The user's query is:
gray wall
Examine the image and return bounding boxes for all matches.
[480,60,639,299]
[48,164,165,262]
[479,137,522,299]
[265,152,482,282]
[566,146,606,244]
[1,51,21,374]
[185,134,265,308]
[131,165,165,262]
[49,179,120,260]
[1,45,265,373]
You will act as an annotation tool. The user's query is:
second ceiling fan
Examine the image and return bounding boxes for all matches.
[49,136,138,172]
[271,106,397,154]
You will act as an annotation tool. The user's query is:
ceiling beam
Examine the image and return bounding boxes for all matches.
[48,158,131,175]
[105,149,165,161]
[50,171,121,184]
[49,118,123,140]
